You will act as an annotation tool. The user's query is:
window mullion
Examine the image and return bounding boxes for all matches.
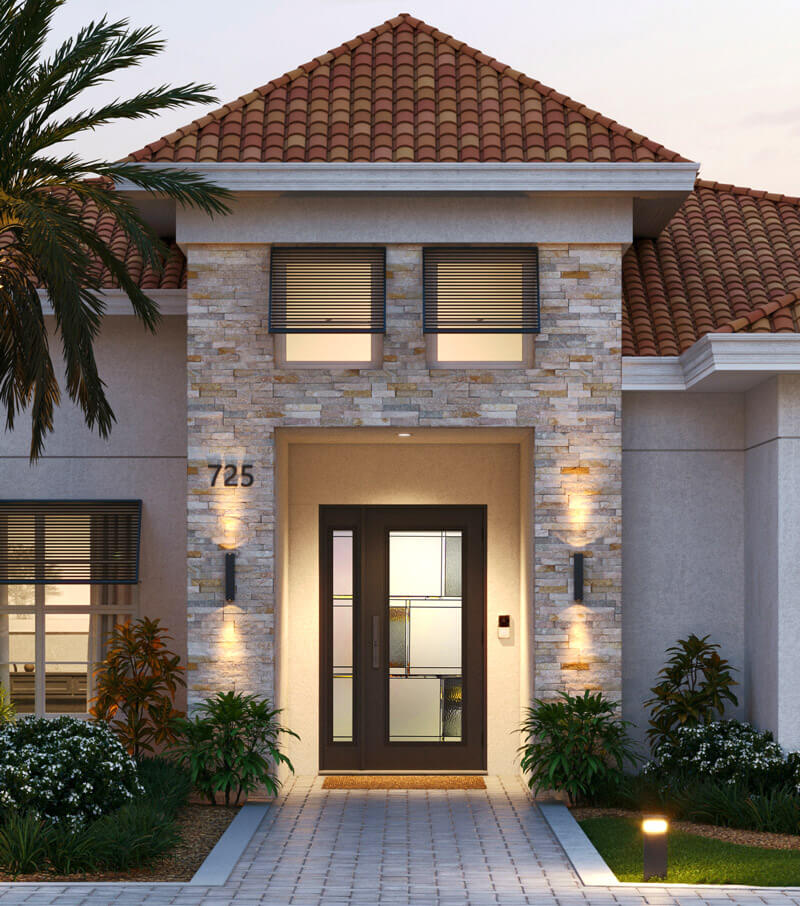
[35,583,45,716]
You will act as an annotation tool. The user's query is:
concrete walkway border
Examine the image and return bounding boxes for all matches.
[541,801,800,892]
[189,802,269,886]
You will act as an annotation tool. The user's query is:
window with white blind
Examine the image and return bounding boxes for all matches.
[0,501,141,716]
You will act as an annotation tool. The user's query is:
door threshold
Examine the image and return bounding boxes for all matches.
[318,770,488,776]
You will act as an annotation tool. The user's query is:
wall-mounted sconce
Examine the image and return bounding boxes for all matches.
[573,552,584,602]
[225,552,236,602]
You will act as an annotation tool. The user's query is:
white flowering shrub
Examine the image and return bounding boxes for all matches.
[0,716,143,826]
[643,719,791,789]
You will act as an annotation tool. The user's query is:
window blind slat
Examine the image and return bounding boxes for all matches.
[269,247,386,333]
[423,247,540,333]
[0,501,142,584]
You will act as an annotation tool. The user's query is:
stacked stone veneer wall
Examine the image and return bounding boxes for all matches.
[186,244,622,707]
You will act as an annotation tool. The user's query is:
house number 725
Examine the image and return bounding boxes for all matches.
[208,464,254,487]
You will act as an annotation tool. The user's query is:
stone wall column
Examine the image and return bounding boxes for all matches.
[533,245,623,703]
[186,244,274,705]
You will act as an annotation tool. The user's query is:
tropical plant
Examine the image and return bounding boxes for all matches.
[0,814,50,876]
[644,719,789,790]
[172,690,298,805]
[0,0,230,460]
[0,715,142,826]
[136,755,192,817]
[645,634,738,750]
[88,799,178,869]
[90,617,186,758]
[0,682,14,723]
[518,690,638,805]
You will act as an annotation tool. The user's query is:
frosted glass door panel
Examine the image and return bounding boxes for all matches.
[332,530,354,742]
[388,531,463,742]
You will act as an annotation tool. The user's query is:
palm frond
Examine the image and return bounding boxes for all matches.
[0,0,230,458]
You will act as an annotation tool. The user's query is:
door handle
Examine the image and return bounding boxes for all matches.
[372,616,379,669]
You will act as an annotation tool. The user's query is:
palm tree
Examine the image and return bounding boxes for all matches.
[0,0,230,459]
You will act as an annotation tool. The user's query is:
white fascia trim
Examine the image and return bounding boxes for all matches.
[623,334,800,391]
[116,161,700,194]
[38,288,187,316]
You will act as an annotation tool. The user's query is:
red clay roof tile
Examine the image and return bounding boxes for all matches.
[623,182,800,354]
[127,14,685,163]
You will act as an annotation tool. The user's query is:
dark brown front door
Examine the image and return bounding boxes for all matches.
[319,505,486,771]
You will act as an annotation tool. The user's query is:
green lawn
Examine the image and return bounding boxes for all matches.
[579,817,800,886]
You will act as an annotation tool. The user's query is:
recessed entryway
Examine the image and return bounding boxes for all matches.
[275,427,533,778]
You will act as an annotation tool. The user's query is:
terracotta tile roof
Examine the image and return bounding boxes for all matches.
[622,181,800,355]
[127,13,685,164]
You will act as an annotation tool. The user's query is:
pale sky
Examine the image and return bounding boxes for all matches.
[49,0,800,195]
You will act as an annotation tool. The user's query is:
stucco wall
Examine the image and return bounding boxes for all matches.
[745,376,800,750]
[622,391,746,750]
[0,316,188,703]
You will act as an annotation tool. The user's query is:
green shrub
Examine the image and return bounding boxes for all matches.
[89,800,178,870]
[673,780,800,835]
[0,683,14,724]
[519,690,638,805]
[136,756,192,817]
[0,814,49,876]
[45,823,98,875]
[644,719,788,790]
[645,634,738,751]
[172,690,298,805]
[0,716,143,826]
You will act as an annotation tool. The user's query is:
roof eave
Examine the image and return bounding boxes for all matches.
[115,161,700,195]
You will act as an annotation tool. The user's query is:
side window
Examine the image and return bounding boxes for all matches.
[270,247,385,368]
[0,501,140,716]
[423,247,539,368]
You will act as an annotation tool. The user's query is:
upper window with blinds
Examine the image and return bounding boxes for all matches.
[269,247,385,367]
[423,247,539,367]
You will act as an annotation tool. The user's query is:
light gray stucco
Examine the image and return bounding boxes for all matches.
[176,193,633,245]
[622,391,746,751]
[0,316,189,706]
[745,376,800,750]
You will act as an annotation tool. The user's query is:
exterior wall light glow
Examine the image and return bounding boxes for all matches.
[397,432,412,437]
[573,552,584,602]
[642,816,668,880]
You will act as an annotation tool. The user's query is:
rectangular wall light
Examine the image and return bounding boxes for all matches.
[573,552,584,602]
[225,552,236,602]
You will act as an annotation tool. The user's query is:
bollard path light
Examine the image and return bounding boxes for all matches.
[642,817,668,881]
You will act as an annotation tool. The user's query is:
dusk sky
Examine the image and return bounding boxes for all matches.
[50,0,800,195]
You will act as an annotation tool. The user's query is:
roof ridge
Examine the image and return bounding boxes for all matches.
[696,178,800,206]
[128,12,687,162]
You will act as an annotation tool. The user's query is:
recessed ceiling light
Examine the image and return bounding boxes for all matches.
[397,432,412,437]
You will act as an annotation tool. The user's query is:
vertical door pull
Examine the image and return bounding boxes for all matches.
[372,615,380,669]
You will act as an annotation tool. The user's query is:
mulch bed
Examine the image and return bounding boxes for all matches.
[0,804,239,883]
[572,806,800,851]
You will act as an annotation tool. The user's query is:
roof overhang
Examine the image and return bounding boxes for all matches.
[116,161,699,194]
[623,334,800,392]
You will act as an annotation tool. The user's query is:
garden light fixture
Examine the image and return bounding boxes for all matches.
[642,817,668,880]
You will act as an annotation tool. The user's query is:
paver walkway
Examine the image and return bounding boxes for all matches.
[1,776,799,905]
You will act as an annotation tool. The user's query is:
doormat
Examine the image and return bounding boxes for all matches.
[322,775,486,790]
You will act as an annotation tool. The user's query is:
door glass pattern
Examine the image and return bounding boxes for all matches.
[388,531,462,742]
[332,530,354,742]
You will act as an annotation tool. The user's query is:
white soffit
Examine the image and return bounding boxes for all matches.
[115,161,700,194]
[623,334,800,392]
[38,289,187,316]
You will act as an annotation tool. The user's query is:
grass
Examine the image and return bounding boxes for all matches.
[580,817,800,886]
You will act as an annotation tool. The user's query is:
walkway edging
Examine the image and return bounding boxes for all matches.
[539,803,619,885]
[189,802,269,886]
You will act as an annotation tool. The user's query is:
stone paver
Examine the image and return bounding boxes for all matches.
[1,777,799,905]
